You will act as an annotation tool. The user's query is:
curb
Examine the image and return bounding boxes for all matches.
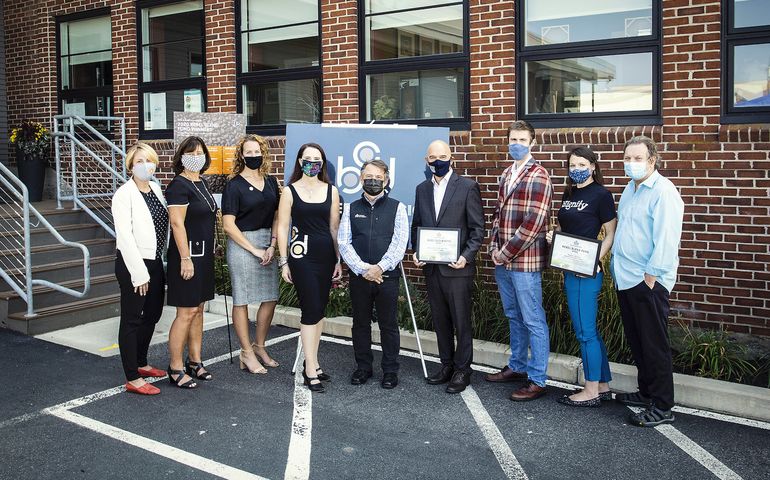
[206,297,770,422]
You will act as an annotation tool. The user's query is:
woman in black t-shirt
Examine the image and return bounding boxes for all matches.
[222,134,281,374]
[546,147,618,408]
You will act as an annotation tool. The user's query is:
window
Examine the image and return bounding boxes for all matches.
[359,1,469,129]
[517,0,661,127]
[723,0,770,123]
[138,0,205,137]
[57,12,113,124]
[237,0,321,134]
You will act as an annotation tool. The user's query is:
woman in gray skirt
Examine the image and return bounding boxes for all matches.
[222,134,281,374]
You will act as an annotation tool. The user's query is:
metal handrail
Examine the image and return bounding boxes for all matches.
[0,163,91,318]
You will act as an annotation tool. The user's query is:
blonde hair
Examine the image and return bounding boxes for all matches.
[230,134,271,179]
[125,142,160,171]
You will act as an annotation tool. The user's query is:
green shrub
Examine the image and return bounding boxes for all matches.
[672,324,758,383]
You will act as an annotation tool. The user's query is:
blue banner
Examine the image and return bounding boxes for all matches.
[284,123,450,221]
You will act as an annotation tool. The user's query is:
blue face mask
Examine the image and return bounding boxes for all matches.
[624,162,648,180]
[428,159,451,177]
[508,143,530,161]
[568,168,591,184]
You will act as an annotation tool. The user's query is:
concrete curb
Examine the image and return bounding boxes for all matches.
[206,297,770,422]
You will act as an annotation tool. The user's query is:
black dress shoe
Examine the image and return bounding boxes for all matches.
[350,369,373,385]
[426,365,454,385]
[445,371,471,394]
[381,372,398,389]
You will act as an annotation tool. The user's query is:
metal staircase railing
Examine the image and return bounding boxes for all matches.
[52,115,127,237]
[0,163,91,318]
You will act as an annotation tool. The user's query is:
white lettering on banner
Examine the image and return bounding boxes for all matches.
[562,200,589,211]
[337,141,396,195]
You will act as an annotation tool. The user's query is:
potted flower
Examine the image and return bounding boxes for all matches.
[10,120,51,202]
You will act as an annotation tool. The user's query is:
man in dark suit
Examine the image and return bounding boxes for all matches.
[411,140,484,393]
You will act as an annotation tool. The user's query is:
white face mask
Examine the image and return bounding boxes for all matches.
[132,162,155,181]
[624,161,649,181]
[181,153,206,173]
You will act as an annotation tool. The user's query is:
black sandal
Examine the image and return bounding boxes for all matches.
[185,359,213,381]
[615,391,651,407]
[302,369,325,393]
[628,405,674,427]
[167,367,197,389]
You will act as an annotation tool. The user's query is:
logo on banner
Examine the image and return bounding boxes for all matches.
[336,141,396,195]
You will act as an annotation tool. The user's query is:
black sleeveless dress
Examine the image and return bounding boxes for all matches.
[288,183,335,325]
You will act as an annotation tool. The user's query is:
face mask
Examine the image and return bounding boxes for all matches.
[362,178,384,196]
[568,168,591,184]
[428,159,451,177]
[624,161,649,181]
[181,153,206,173]
[132,162,155,181]
[301,160,322,177]
[244,155,263,170]
[508,143,530,161]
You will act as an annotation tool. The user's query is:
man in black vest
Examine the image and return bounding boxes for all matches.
[338,159,409,389]
[412,140,484,394]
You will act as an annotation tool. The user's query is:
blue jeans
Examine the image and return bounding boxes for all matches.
[564,272,612,383]
[495,267,549,387]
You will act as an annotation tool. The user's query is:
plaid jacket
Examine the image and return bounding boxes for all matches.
[490,157,553,272]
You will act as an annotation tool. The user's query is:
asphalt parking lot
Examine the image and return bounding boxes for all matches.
[1,324,768,480]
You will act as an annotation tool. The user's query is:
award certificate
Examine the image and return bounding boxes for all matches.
[416,227,461,264]
[548,231,601,278]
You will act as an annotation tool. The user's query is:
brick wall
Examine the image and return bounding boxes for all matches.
[3,0,769,336]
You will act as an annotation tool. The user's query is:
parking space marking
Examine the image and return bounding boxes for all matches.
[669,406,770,431]
[626,406,743,480]
[284,351,312,480]
[48,408,268,480]
[461,387,529,480]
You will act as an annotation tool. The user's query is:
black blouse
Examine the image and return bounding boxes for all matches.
[221,175,279,232]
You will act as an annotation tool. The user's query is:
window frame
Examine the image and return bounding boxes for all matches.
[55,8,114,121]
[357,1,471,130]
[721,0,770,123]
[235,0,323,136]
[136,0,207,139]
[515,0,662,128]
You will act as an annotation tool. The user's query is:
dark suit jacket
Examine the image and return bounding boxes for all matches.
[411,171,485,278]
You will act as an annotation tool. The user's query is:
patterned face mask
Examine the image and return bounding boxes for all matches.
[301,160,322,177]
[568,168,591,184]
[181,153,207,173]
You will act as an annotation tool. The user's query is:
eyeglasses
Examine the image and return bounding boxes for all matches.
[426,155,450,161]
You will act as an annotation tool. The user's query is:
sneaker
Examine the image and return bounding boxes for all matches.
[628,405,675,427]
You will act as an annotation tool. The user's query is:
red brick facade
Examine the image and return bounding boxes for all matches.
[3,0,769,336]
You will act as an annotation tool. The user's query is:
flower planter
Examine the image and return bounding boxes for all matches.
[16,150,48,202]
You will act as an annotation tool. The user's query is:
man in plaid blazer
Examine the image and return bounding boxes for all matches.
[486,120,554,402]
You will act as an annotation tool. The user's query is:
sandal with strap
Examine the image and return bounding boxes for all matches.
[167,367,197,389]
[252,342,279,368]
[615,391,652,407]
[185,359,213,381]
[628,405,675,427]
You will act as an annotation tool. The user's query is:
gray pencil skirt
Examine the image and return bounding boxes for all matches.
[227,228,279,306]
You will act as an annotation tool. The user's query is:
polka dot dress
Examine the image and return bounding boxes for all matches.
[141,190,169,260]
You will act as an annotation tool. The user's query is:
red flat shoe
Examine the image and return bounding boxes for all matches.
[138,367,166,377]
[125,382,161,395]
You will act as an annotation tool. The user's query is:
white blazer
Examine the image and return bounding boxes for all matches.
[111,179,168,287]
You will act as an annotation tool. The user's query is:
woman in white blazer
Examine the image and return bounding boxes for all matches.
[112,142,171,395]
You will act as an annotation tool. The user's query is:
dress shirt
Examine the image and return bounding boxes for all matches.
[432,169,453,220]
[611,170,684,292]
[338,196,409,276]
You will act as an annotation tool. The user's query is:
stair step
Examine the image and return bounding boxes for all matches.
[0,274,119,312]
[0,206,111,228]
[0,223,107,247]
[0,238,115,265]
[0,255,115,291]
[4,294,121,335]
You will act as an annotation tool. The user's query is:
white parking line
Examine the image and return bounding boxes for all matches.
[48,408,268,480]
[284,351,312,480]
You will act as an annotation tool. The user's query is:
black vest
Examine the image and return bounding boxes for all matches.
[350,194,400,275]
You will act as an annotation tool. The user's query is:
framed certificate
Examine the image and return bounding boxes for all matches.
[416,227,461,264]
[548,231,602,278]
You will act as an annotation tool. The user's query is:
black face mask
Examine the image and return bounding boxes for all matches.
[362,178,385,196]
[244,155,263,170]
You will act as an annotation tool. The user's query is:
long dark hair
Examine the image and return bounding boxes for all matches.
[288,142,331,185]
[172,136,211,175]
[563,146,604,201]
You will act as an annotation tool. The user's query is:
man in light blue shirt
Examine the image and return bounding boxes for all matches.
[338,159,408,389]
[611,136,684,427]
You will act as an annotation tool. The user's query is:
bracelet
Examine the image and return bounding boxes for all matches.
[271,235,277,240]
[277,256,288,268]
[181,256,192,261]
[266,245,275,249]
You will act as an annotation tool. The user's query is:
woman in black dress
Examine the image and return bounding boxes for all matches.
[276,143,342,392]
[165,136,217,389]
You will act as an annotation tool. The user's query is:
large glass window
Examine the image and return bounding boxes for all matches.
[138,0,205,137]
[58,13,113,120]
[723,0,770,122]
[360,1,469,128]
[517,0,660,126]
[237,0,321,132]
